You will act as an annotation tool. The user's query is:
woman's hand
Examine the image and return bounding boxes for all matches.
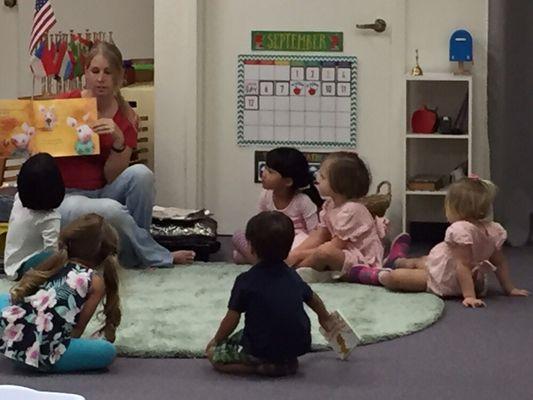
[91,118,117,136]
[91,118,125,146]
[462,297,486,308]
[507,287,529,297]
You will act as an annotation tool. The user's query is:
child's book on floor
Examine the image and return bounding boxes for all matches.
[319,310,361,360]
[0,98,99,158]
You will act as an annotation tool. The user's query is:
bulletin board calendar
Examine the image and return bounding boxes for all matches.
[237,55,358,147]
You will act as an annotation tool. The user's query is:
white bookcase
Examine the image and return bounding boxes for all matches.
[402,73,472,232]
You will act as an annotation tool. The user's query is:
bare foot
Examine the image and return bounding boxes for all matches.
[172,250,196,264]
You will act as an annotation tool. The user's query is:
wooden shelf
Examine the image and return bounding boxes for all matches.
[406,133,469,139]
[405,73,472,82]
[406,189,447,196]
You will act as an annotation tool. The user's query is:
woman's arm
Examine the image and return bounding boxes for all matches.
[490,249,529,296]
[70,274,106,339]
[104,141,133,183]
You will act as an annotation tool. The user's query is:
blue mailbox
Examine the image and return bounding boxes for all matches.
[449,29,473,62]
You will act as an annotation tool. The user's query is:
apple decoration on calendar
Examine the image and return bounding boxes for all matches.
[308,83,319,96]
[292,82,304,96]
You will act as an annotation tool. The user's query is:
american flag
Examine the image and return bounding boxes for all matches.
[29,0,57,53]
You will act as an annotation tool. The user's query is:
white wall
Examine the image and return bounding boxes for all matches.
[0,0,154,98]
[0,5,19,98]
[155,0,488,234]
[406,0,489,178]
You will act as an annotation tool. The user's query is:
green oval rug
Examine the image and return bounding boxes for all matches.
[0,263,444,358]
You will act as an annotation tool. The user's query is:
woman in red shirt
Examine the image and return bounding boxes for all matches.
[57,41,194,267]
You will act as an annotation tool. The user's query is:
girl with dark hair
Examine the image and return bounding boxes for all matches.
[232,147,323,264]
[0,213,121,372]
[4,153,65,280]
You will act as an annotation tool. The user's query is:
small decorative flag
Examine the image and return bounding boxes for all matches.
[29,0,57,54]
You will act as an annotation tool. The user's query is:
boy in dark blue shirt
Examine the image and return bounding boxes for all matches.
[206,211,332,376]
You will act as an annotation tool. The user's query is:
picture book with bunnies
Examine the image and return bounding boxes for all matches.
[0,98,99,158]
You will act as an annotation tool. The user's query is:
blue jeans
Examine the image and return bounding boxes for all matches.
[58,164,173,268]
[0,293,116,372]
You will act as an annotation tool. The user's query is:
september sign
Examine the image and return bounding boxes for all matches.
[252,31,343,52]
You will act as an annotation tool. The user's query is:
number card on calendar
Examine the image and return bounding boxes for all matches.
[237,55,358,147]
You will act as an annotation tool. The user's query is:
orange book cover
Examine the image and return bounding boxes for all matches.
[0,98,99,158]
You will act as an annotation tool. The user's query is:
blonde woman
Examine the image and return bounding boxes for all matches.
[0,214,121,372]
[56,41,194,268]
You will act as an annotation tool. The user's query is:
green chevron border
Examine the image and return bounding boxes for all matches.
[237,54,357,147]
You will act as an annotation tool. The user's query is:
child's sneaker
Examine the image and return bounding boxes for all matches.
[383,233,411,269]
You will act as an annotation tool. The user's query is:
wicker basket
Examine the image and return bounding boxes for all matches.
[360,181,392,217]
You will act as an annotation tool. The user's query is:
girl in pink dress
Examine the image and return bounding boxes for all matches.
[286,152,387,283]
[232,147,323,264]
[380,177,529,308]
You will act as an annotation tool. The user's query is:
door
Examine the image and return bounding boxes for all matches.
[201,0,405,234]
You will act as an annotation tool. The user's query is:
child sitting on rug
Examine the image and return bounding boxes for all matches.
[0,213,121,372]
[207,211,332,376]
[379,177,529,307]
[232,147,323,264]
[4,153,65,280]
[286,152,388,284]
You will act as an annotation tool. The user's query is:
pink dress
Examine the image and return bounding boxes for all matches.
[319,199,387,272]
[426,220,507,297]
[259,189,319,249]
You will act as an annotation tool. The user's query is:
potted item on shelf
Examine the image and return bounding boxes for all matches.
[132,58,154,83]
[408,174,449,191]
[411,106,438,133]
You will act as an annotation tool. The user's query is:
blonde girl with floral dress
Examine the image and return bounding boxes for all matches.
[0,213,121,372]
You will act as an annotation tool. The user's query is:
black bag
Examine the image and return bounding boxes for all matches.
[150,210,220,262]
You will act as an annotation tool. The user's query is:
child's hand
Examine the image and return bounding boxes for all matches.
[318,313,334,332]
[286,251,304,268]
[507,288,529,297]
[205,338,217,357]
[462,297,486,308]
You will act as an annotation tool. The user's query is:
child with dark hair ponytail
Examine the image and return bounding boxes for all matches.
[233,147,323,264]
[0,213,121,372]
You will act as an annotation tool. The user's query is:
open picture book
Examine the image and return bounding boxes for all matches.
[0,98,99,158]
[319,310,361,360]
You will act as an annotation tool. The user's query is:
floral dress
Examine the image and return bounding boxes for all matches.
[0,262,93,370]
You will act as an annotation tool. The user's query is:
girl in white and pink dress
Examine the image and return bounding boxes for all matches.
[380,177,529,308]
[286,152,388,283]
[232,147,323,264]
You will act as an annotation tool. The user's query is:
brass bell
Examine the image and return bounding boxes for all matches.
[411,49,423,76]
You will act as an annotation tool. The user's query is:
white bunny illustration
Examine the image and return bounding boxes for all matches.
[39,104,57,130]
[9,123,35,158]
[67,114,95,155]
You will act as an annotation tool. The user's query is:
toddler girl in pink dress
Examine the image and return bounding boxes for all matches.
[232,147,323,264]
[286,152,388,283]
[380,177,529,308]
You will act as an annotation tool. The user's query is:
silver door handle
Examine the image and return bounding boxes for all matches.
[356,18,387,33]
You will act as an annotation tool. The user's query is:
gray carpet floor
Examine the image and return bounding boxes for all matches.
[0,238,532,400]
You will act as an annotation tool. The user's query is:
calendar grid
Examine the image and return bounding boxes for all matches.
[237,55,357,147]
